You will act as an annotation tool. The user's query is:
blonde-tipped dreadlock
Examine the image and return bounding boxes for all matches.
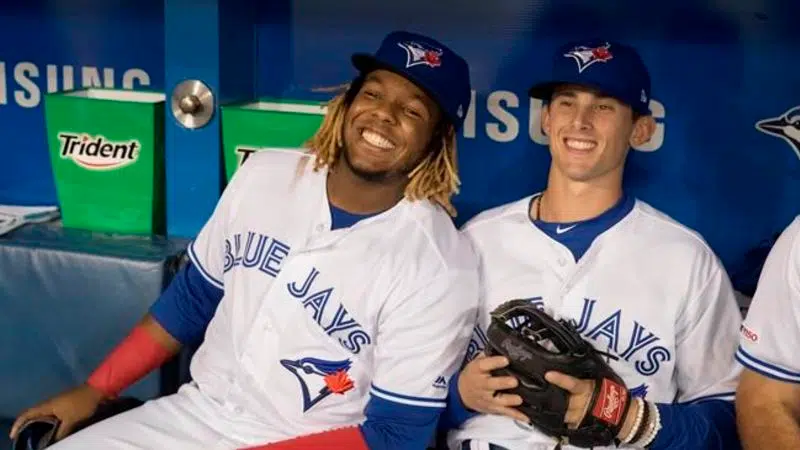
[304,84,461,217]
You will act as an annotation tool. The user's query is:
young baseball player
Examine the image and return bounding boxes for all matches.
[11,30,478,450]
[735,215,800,449]
[440,40,744,449]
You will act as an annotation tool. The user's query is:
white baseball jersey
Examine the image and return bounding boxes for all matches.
[737,215,800,381]
[184,149,479,442]
[447,195,743,450]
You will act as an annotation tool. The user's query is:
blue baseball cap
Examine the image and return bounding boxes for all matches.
[352,31,472,131]
[528,40,652,116]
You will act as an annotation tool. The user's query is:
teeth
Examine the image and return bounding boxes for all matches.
[362,129,395,150]
[565,138,596,150]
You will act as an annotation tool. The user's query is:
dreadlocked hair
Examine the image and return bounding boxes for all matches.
[304,77,461,217]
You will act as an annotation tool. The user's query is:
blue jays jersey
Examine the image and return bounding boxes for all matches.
[737,215,800,382]
[185,149,479,442]
[448,195,743,450]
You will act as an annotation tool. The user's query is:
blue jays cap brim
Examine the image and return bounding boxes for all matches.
[528,81,564,102]
[528,80,644,115]
[528,41,652,116]
[348,31,471,131]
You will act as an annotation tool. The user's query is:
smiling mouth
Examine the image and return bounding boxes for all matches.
[563,138,597,151]
[361,129,396,150]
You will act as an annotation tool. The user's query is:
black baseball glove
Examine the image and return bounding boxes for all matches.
[485,299,632,448]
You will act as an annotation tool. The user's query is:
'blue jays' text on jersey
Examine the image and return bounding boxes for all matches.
[737,215,800,382]
[448,194,743,450]
[186,149,479,442]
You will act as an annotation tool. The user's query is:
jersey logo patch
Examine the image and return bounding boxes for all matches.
[563,42,613,73]
[433,376,448,389]
[397,41,443,68]
[740,324,759,343]
[575,298,671,377]
[281,357,355,412]
[556,224,578,234]
[224,231,291,277]
[287,267,373,355]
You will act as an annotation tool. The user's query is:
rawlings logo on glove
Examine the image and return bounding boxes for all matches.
[593,379,627,426]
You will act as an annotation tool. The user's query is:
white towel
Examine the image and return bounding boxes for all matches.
[0,205,60,236]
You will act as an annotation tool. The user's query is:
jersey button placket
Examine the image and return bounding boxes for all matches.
[555,247,578,304]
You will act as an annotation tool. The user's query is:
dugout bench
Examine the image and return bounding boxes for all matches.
[0,221,449,449]
[0,221,191,447]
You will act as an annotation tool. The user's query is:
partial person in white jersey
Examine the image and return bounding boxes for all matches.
[11,30,478,450]
[438,40,744,450]
[736,215,800,450]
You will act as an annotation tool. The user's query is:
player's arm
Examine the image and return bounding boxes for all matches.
[148,158,260,345]
[734,217,800,449]
[438,334,525,431]
[438,227,524,432]
[85,257,225,398]
[358,267,479,449]
[641,261,743,450]
[88,162,254,398]
[437,351,481,431]
[85,313,181,398]
[438,277,484,430]
[148,258,225,345]
[735,368,800,449]
[241,267,480,450]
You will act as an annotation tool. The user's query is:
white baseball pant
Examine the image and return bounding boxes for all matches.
[48,383,272,450]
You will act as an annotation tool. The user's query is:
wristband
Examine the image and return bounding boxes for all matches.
[87,324,173,398]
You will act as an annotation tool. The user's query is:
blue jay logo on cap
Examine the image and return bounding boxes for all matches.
[564,42,613,73]
[397,41,443,69]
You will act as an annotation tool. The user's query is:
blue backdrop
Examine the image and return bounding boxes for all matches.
[0,0,798,295]
[0,0,164,206]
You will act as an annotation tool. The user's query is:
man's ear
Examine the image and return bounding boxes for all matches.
[630,115,656,148]
[541,105,552,137]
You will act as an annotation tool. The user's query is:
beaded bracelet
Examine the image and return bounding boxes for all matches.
[637,401,663,448]
[628,399,651,445]
[619,397,646,444]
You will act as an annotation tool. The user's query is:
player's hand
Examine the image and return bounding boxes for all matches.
[544,371,594,428]
[9,384,107,441]
[458,352,529,423]
[545,371,640,438]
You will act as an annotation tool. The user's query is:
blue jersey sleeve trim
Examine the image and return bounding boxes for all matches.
[149,260,224,345]
[736,346,800,383]
[187,241,224,290]
[369,384,446,409]
[683,392,736,404]
[360,392,442,450]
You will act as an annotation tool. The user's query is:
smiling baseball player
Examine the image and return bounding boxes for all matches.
[439,40,743,449]
[735,214,800,449]
[11,30,478,450]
